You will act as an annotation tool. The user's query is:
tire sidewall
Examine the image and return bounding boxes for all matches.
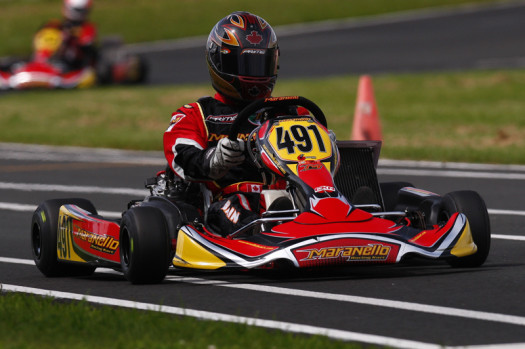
[120,206,170,284]
[31,198,97,276]
[31,201,60,276]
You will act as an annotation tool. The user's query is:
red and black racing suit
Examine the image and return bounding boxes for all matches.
[163,93,306,235]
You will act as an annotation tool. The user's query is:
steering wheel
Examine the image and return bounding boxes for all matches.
[228,96,327,141]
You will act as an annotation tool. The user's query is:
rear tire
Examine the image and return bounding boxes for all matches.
[380,181,414,211]
[440,191,491,267]
[31,198,97,277]
[120,206,171,284]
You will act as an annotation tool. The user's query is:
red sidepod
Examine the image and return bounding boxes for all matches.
[65,206,121,264]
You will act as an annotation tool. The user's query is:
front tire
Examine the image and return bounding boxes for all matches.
[31,198,97,277]
[120,206,171,284]
[440,191,491,267]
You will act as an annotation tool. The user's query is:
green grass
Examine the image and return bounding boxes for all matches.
[1,69,524,164]
[1,0,502,56]
[1,0,517,164]
[0,292,366,349]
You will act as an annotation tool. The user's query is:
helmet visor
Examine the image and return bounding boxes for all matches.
[221,48,278,77]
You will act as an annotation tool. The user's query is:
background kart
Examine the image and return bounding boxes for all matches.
[0,27,147,90]
[30,96,491,284]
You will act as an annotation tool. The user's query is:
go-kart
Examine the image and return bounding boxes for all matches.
[30,96,491,284]
[0,26,147,90]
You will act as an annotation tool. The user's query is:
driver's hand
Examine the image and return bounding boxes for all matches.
[208,138,246,179]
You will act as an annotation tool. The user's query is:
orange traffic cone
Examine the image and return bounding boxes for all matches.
[351,75,383,141]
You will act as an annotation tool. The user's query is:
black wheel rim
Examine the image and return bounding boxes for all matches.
[121,228,131,267]
[31,223,42,259]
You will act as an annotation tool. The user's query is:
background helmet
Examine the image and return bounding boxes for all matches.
[206,12,279,102]
[63,0,93,22]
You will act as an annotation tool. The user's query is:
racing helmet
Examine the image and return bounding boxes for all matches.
[206,12,279,102]
[63,0,93,22]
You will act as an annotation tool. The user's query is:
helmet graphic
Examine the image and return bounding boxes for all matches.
[206,12,279,102]
[63,0,93,22]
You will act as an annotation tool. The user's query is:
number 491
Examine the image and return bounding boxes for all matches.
[275,124,326,154]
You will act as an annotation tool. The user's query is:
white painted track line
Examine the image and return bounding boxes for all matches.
[1,259,525,349]
[0,283,443,349]
[3,257,525,328]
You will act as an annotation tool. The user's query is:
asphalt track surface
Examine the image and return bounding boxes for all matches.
[2,2,525,348]
[1,144,525,348]
[129,1,525,85]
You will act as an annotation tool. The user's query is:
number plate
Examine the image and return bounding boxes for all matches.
[268,118,332,162]
[33,28,63,53]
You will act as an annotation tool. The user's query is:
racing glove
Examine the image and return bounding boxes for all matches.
[207,138,246,179]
